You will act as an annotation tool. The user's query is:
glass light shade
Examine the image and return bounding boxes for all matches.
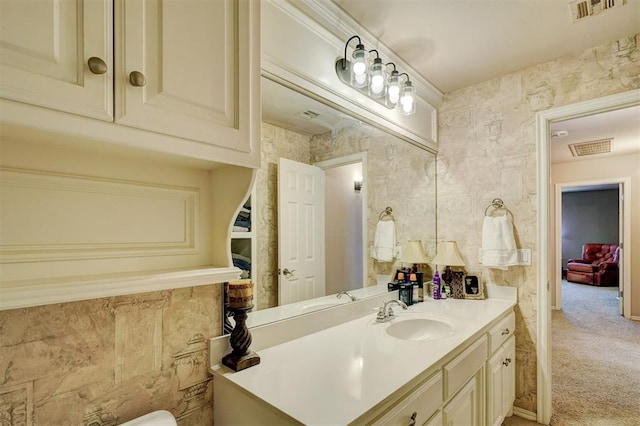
[400,240,429,264]
[386,70,401,107]
[431,241,465,267]
[400,81,416,115]
[350,43,368,88]
[368,57,385,98]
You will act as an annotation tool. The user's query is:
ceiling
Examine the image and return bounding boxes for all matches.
[262,1,640,162]
[333,0,640,94]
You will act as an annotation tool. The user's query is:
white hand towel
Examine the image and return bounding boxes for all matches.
[481,215,518,270]
[371,220,396,262]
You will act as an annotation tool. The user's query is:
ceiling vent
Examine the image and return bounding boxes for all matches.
[569,0,624,22]
[295,110,320,120]
[568,138,613,157]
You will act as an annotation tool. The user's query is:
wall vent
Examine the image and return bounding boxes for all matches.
[568,138,613,157]
[569,0,624,22]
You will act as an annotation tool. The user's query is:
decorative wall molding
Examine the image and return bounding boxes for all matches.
[0,167,199,263]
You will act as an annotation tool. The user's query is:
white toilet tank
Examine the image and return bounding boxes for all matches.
[120,410,177,426]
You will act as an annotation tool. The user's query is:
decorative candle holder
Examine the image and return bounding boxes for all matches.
[222,281,260,371]
[222,305,260,371]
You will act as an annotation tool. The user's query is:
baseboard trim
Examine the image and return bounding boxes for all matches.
[513,407,537,422]
[631,315,640,322]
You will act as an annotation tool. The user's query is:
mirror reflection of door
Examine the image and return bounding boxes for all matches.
[277,157,365,305]
[278,158,325,305]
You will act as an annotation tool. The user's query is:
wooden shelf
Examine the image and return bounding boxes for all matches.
[0,266,241,311]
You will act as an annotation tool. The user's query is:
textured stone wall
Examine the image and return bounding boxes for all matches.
[437,34,639,412]
[311,124,437,284]
[0,286,222,425]
[255,122,437,310]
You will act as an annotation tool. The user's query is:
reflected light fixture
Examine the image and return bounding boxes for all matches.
[336,35,416,116]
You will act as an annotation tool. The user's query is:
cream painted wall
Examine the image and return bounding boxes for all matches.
[552,153,640,316]
[437,33,639,413]
[325,163,364,295]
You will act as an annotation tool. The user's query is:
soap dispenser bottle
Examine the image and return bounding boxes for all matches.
[432,269,441,300]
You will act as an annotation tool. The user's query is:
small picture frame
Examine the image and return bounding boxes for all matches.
[463,274,485,300]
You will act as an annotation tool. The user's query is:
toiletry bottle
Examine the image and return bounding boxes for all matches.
[410,273,423,302]
[399,283,413,306]
[432,269,441,300]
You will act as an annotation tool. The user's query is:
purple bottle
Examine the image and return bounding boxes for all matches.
[433,269,441,300]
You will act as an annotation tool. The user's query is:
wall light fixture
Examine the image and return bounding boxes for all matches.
[335,35,416,116]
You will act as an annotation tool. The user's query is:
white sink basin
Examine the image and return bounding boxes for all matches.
[385,317,455,341]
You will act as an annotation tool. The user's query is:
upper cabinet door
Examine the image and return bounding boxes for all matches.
[115,0,259,153]
[0,0,113,121]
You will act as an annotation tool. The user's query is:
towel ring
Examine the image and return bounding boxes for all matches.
[484,198,512,218]
[378,206,394,221]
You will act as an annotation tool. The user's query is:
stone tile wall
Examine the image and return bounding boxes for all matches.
[0,285,222,425]
[436,33,639,412]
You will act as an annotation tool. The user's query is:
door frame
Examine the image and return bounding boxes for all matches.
[314,152,368,289]
[535,89,639,424]
[554,178,630,313]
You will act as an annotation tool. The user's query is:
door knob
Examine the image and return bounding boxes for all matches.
[282,268,296,278]
[408,411,417,426]
[503,357,512,366]
[87,57,107,75]
[129,71,147,87]
[501,328,510,335]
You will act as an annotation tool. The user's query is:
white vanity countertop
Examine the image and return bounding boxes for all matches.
[211,295,516,425]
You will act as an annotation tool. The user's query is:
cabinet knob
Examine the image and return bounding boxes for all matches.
[503,357,512,366]
[501,328,510,336]
[87,57,107,75]
[129,71,147,87]
[408,411,417,426]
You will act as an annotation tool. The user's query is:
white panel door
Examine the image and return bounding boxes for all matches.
[278,158,325,305]
[116,0,257,152]
[0,0,113,120]
[618,182,624,316]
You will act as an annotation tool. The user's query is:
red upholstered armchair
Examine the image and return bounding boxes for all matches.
[566,243,619,286]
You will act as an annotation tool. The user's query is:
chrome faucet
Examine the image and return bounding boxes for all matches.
[376,299,408,323]
[336,291,357,302]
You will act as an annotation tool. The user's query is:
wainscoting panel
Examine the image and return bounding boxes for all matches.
[0,167,198,263]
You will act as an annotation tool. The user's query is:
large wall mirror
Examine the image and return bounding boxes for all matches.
[232,76,437,328]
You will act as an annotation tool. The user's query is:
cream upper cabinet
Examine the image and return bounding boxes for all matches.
[0,0,259,166]
[0,0,113,121]
[115,0,255,151]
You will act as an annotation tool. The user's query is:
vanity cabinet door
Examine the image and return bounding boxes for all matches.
[443,375,481,426]
[487,335,515,426]
[0,0,113,121]
[116,0,259,155]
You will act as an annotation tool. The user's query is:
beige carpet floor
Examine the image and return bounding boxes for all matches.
[550,280,640,425]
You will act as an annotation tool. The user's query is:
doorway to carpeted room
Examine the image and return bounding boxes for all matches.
[551,280,640,425]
